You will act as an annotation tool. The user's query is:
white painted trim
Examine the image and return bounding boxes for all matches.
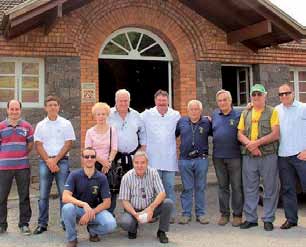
[0,57,44,108]
[99,28,173,61]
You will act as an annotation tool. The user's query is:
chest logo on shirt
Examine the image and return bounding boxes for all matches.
[229,119,235,126]
[91,186,99,195]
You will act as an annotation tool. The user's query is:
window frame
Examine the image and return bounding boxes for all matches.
[221,64,253,109]
[0,57,45,108]
[290,67,306,101]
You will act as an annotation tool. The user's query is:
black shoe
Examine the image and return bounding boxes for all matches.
[128,231,137,239]
[280,220,297,230]
[157,230,169,244]
[0,226,7,234]
[33,226,47,235]
[240,221,258,229]
[264,222,274,231]
[89,234,100,242]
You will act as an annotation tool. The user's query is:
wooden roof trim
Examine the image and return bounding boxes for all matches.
[259,0,306,34]
[227,20,272,44]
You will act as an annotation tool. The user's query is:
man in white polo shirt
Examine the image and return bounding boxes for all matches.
[33,95,76,234]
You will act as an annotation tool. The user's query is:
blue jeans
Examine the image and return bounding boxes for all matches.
[37,159,70,227]
[278,155,306,224]
[62,203,116,241]
[157,170,176,217]
[179,158,208,217]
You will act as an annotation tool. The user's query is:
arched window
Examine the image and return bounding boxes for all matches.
[100,28,173,61]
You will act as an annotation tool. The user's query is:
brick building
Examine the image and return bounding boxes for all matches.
[0,0,306,168]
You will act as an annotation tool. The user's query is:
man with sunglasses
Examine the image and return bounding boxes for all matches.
[62,147,116,247]
[118,150,173,243]
[238,84,280,231]
[276,83,306,230]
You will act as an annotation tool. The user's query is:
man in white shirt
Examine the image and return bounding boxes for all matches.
[33,96,76,234]
[141,90,180,223]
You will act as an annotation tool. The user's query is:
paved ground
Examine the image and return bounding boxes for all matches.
[1,168,306,247]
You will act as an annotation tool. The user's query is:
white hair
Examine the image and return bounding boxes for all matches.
[216,89,232,102]
[115,89,130,101]
[187,99,203,111]
[133,150,149,162]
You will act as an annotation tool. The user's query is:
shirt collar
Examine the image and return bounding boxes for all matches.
[81,168,99,179]
[5,118,22,127]
[282,100,298,108]
[132,168,149,178]
[218,108,233,116]
[46,115,59,122]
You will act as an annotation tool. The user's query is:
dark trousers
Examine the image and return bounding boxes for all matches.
[119,198,173,234]
[213,158,243,217]
[0,169,31,228]
[278,155,306,224]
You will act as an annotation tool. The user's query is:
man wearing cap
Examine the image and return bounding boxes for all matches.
[237,84,280,231]
[276,83,306,230]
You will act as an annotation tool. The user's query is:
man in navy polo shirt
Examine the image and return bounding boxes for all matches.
[176,100,211,224]
[62,147,116,247]
[212,90,243,227]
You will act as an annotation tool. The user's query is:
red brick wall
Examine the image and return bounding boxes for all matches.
[1,0,306,147]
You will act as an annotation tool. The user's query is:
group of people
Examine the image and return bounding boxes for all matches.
[0,84,305,247]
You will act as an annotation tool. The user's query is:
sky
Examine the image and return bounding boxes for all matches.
[269,0,306,26]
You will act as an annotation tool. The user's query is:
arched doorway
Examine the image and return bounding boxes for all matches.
[99,28,173,112]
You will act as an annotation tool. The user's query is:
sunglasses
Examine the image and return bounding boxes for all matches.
[251,92,263,97]
[278,91,292,97]
[83,155,96,159]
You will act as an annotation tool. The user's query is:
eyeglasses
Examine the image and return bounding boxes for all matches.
[278,91,292,97]
[251,92,263,97]
[83,155,96,159]
[140,188,146,199]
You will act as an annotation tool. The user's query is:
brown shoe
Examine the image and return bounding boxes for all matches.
[66,240,77,247]
[89,234,100,242]
[232,216,242,227]
[169,217,176,224]
[178,215,191,224]
[218,215,229,226]
[196,215,209,224]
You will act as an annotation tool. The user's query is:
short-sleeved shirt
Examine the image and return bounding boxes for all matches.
[212,109,241,159]
[108,107,146,153]
[118,167,165,210]
[64,168,111,208]
[276,100,306,156]
[85,126,118,160]
[0,119,34,170]
[34,116,76,156]
[237,108,279,141]
[140,107,180,171]
[175,116,211,160]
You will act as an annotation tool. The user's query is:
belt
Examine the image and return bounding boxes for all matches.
[48,156,68,160]
[186,154,208,160]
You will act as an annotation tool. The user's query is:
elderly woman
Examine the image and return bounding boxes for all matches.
[85,102,118,213]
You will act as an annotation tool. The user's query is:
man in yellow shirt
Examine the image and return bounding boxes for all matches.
[238,84,280,231]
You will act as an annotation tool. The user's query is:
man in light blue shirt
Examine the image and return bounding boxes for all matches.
[276,83,306,230]
[108,89,146,213]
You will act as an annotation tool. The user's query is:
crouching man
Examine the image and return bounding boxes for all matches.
[119,150,173,243]
[62,147,116,247]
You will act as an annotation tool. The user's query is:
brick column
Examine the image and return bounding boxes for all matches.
[253,64,290,106]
